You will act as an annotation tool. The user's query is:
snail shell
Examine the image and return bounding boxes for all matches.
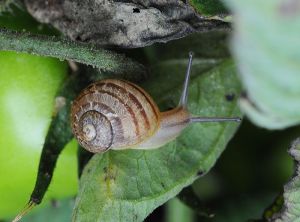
[71,53,241,153]
[71,79,161,153]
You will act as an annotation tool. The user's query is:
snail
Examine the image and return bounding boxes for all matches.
[71,52,241,153]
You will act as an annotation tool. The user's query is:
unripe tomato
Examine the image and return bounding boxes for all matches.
[0,51,78,219]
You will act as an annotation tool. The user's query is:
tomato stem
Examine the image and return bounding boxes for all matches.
[0,28,145,76]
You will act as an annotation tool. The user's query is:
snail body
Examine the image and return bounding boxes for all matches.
[71,53,240,153]
[71,79,190,153]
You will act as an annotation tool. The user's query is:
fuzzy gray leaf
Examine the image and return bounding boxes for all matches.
[24,0,229,48]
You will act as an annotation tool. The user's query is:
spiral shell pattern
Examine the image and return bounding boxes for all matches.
[71,79,161,153]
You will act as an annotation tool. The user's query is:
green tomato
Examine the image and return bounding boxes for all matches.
[0,51,78,219]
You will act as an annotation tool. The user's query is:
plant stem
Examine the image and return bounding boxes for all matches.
[0,28,145,75]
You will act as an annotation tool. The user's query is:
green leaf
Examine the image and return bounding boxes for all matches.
[263,138,300,221]
[72,59,242,221]
[223,0,300,129]
[189,0,228,16]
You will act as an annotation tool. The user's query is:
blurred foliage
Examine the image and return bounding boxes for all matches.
[224,0,300,129]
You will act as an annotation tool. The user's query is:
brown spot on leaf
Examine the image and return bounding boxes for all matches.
[225,93,235,102]
[104,166,117,181]
[103,167,107,173]
[197,171,204,176]
[133,8,140,13]
[240,91,247,99]
[51,199,58,208]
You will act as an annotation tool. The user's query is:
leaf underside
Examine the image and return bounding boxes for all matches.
[72,59,242,222]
